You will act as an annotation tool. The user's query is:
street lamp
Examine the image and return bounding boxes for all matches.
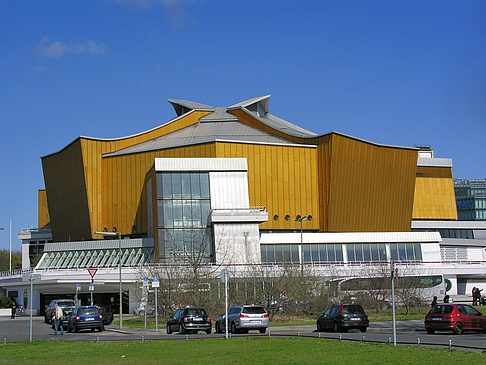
[95,228,123,329]
[295,215,312,274]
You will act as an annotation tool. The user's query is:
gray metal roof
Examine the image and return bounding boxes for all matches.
[199,107,239,122]
[104,121,311,157]
[417,157,453,168]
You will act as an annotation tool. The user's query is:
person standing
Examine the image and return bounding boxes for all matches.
[431,296,438,307]
[475,287,483,306]
[54,305,64,335]
[10,300,16,319]
[472,287,477,305]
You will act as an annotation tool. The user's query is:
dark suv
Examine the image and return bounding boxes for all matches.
[166,308,212,334]
[316,304,369,333]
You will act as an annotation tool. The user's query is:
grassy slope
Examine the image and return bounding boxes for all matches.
[0,338,484,364]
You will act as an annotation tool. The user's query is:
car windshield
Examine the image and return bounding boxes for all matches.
[343,305,364,314]
[185,309,207,316]
[78,307,99,316]
[429,305,454,314]
[57,301,74,307]
[242,307,266,314]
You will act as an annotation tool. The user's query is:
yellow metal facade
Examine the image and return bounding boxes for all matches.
[325,134,417,232]
[41,102,458,243]
[215,142,320,231]
[37,189,50,228]
[412,166,458,220]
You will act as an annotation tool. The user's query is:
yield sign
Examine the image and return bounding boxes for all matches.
[87,268,98,278]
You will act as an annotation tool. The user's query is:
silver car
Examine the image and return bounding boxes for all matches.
[215,305,269,334]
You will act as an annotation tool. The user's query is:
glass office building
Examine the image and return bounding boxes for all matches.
[455,179,486,220]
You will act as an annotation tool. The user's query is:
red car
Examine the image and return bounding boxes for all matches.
[425,304,486,334]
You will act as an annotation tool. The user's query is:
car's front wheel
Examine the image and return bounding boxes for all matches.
[166,324,172,334]
[359,327,367,333]
[205,328,211,334]
[453,322,463,335]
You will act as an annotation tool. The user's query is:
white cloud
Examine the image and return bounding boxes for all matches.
[34,36,107,59]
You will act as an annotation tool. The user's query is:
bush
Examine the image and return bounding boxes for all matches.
[0,294,12,308]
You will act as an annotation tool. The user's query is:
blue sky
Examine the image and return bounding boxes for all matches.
[0,0,485,251]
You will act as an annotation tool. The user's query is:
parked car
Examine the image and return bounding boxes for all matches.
[44,299,76,324]
[166,308,212,334]
[424,303,486,334]
[67,306,104,333]
[215,305,269,334]
[316,304,369,333]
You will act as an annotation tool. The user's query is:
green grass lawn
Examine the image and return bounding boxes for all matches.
[0,337,484,364]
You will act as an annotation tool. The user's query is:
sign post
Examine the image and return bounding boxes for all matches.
[221,269,229,339]
[152,277,159,332]
[76,284,81,307]
[22,273,41,342]
[88,269,98,306]
[391,259,397,347]
[143,277,149,330]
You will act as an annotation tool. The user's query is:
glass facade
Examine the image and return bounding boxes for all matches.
[156,172,212,263]
[261,244,345,264]
[455,179,486,221]
[412,228,474,239]
[261,242,423,264]
[346,243,387,263]
[389,242,422,261]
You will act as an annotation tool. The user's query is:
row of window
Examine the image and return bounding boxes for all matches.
[156,172,210,199]
[261,243,423,264]
[157,228,212,262]
[458,210,486,220]
[157,199,211,228]
[412,228,475,239]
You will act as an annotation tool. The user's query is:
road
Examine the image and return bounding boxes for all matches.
[1,316,485,352]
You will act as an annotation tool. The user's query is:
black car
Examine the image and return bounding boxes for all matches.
[44,299,76,324]
[50,306,75,329]
[316,304,369,333]
[166,308,212,334]
[68,306,104,333]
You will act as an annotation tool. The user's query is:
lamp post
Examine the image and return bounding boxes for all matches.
[295,215,312,274]
[95,229,123,329]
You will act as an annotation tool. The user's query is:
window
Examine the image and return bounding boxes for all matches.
[390,243,422,262]
[157,172,212,262]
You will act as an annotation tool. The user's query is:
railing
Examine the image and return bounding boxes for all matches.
[0,268,33,278]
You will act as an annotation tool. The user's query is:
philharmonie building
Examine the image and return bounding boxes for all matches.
[2,95,486,314]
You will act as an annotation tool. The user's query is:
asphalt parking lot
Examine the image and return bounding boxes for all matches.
[1,316,486,352]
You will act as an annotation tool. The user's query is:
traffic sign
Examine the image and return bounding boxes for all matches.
[76,284,81,291]
[152,276,159,288]
[143,276,149,287]
[220,269,228,283]
[22,274,41,282]
[87,268,98,278]
[89,283,94,291]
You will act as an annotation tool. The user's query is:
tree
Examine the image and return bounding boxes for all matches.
[0,250,21,272]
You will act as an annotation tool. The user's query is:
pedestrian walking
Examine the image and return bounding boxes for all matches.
[53,305,64,335]
[10,300,16,319]
[472,287,477,305]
